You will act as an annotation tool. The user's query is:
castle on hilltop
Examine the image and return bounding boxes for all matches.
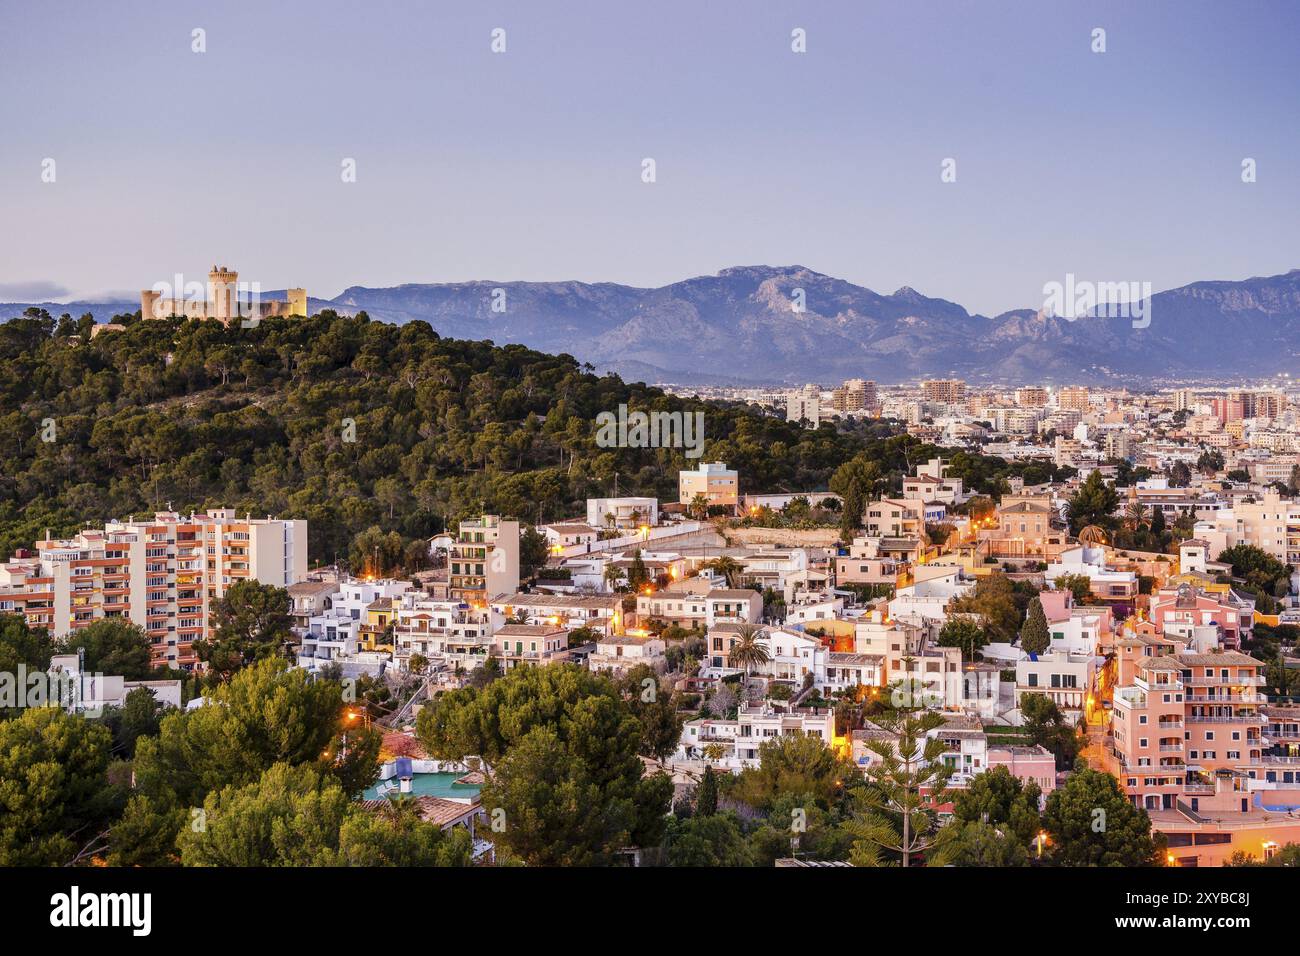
[141,265,306,325]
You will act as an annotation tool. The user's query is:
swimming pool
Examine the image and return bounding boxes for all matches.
[363,771,482,801]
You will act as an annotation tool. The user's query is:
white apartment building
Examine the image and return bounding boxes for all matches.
[585,497,659,530]
[298,578,411,672]
[391,594,494,671]
[786,384,824,427]
[587,636,665,675]
[678,703,835,769]
[1016,649,1097,721]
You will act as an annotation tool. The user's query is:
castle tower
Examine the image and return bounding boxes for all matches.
[140,288,161,321]
[286,288,307,317]
[208,265,238,324]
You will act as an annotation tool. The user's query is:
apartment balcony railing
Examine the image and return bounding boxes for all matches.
[1185,675,1265,686]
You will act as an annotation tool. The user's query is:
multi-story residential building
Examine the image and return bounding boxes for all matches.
[636,589,709,628]
[449,515,520,606]
[902,457,964,505]
[1101,640,1300,864]
[1148,583,1251,650]
[678,461,739,510]
[832,378,877,414]
[1015,386,1049,407]
[1045,546,1140,605]
[887,569,975,628]
[921,379,967,404]
[0,509,307,670]
[978,500,1068,560]
[1038,589,1112,655]
[864,498,923,538]
[822,652,885,694]
[834,536,910,589]
[704,589,763,626]
[298,578,410,672]
[490,592,624,635]
[493,623,570,670]
[786,384,823,426]
[1110,641,1263,806]
[1016,649,1097,722]
[392,595,494,671]
[1104,430,1133,461]
[1057,385,1090,411]
[734,703,835,763]
[288,579,339,635]
[676,702,835,769]
[1261,702,1300,761]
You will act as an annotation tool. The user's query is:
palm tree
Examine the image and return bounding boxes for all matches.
[704,556,744,588]
[728,622,770,679]
[689,493,710,521]
[1123,501,1146,532]
[603,564,625,592]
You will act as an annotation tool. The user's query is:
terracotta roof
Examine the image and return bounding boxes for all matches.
[359,795,481,829]
[495,623,566,636]
[1177,651,1258,667]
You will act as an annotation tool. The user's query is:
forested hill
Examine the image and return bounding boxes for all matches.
[0,309,920,564]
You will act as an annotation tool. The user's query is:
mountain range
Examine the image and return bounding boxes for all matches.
[6,266,1300,386]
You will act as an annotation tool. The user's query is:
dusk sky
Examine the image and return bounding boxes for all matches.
[1,0,1297,315]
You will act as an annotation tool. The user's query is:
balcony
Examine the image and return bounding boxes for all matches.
[1185,675,1264,687]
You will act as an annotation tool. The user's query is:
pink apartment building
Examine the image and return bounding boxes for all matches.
[1107,637,1300,864]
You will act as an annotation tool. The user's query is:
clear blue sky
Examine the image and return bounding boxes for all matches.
[1,0,1297,315]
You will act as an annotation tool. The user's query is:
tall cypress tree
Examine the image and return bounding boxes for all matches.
[696,766,718,816]
[1020,597,1050,656]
